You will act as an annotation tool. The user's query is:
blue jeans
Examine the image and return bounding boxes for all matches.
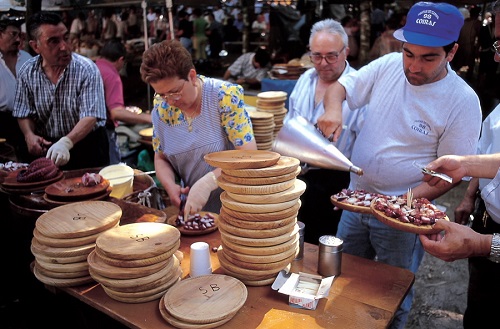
[337,211,422,329]
[106,128,121,165]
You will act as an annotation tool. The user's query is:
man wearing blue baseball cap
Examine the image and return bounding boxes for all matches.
[317,2,482,328]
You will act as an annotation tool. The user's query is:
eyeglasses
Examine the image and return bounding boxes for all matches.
[309,46,346,65]
[493,40,500,56]
[154,80,187,102]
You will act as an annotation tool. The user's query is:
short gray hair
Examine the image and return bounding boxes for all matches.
[309,19,348,48]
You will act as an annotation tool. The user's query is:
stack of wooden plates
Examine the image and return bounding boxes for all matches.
[159,274,247,328]
[270,64,308,80]
[31,201,122,287]
[249,111,275,151]
[204,150,305,286]
[256,91,288,138]
[89,222,182,303]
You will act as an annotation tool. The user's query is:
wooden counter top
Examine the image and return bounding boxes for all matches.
[60,209,414,329]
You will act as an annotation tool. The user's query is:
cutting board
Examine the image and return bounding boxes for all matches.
[221,202,300,221]
[204,150,280,170]
[95,239,179,268]
[87,250,175,279]
[95,223,180,260]
[35,201,122,239]
[225,179,306,204]
[219,224,299,247]
[163,274,247,325]
[219,209,296,230]
[159,295,236,329]
[218,214,297,238]
[217,176,295,195]
[221,167,299,186]
[44,177,110,201]
[220,192,299,214]
[31,237,95,258]
[221,240,298,264]
[221,233,300,256]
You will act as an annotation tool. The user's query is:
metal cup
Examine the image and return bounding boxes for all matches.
[294,221,305,260]
[317,235,343,277]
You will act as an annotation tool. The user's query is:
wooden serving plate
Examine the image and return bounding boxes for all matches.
[221,241,298,264]
[221,201,301,221]
[204,150,280,170]
[95,222,180,260]
[218,214,297,238]
[221,247,296,271]
[44,177,110,201]
[33,266,93,287]
[33,227,106,248]
[217,250,287,277]
[87,250,175,279]
[35,201,122,239]
[166,211,218,236]
[34,262,89,279]
[1,170,64,193]
[31,238,95,258]
[226,179,306,204]
[370,199,449,235]
[163,274,247,325]
[221,167,300,186]
[217,176,295,195]
[222,156,300,178]
[221,233,300,256]
[219,224,299,247]
[220,192,299,214]
[43,187,112,205]
[159,295,235,329]
[219,209,296,230]
[330,196,374,214]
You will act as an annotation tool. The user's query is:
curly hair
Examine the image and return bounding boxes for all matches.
[140,40,194,84]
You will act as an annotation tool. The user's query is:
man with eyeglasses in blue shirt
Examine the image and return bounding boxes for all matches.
[284,19,366,245]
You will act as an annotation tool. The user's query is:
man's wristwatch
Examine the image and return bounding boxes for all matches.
[489,233,500,263]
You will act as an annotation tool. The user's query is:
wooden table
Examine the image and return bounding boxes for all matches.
[60,208,414,329]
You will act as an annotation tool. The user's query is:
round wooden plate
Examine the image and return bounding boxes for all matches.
[35,257,89,273]
[159,295,236,329]
[34,262,89,279]
[221,241,298,264]
[95,222,180,260]
[42,186,112,205]
[217,260,280,282]
[217,176,295,195]
[226,179,306,204]
[204,150,280,170]
[257,91,287,100]
[219,224,299,247]
[87,250,174,279]
[217,250,287,277]
[221,167,300,186]
[221,201,300,221]
[222,156,300,178]
[103,266,181,298]
[163,274,247,325]
[45,177,110,201]
[35,201,122,239]
[330,196,374,214]
[33,252,89,265]
[218,214,297,238]
[1,169,63,189]
[31,237,95,258]
[219,209,296,230]
[167,211,218,236]
[370,199,449,235]
[33,223,118,248]
[221,248,295,271]
[94,239,179,268]
[33,266,94,287]
[221,233,300,256]
[220,192,299,214]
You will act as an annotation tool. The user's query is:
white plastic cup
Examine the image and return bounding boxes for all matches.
[98,164,134,199]
[190,242,212,278]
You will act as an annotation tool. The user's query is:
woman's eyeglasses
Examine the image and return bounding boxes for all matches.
[154,80,187,102]
[309,46,346,65]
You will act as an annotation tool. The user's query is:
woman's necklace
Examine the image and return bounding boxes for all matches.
[184,79,202,132]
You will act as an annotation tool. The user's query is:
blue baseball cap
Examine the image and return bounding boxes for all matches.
[393,2,464,47]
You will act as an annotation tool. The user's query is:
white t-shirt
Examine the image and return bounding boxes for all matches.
[340,52,482,196]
